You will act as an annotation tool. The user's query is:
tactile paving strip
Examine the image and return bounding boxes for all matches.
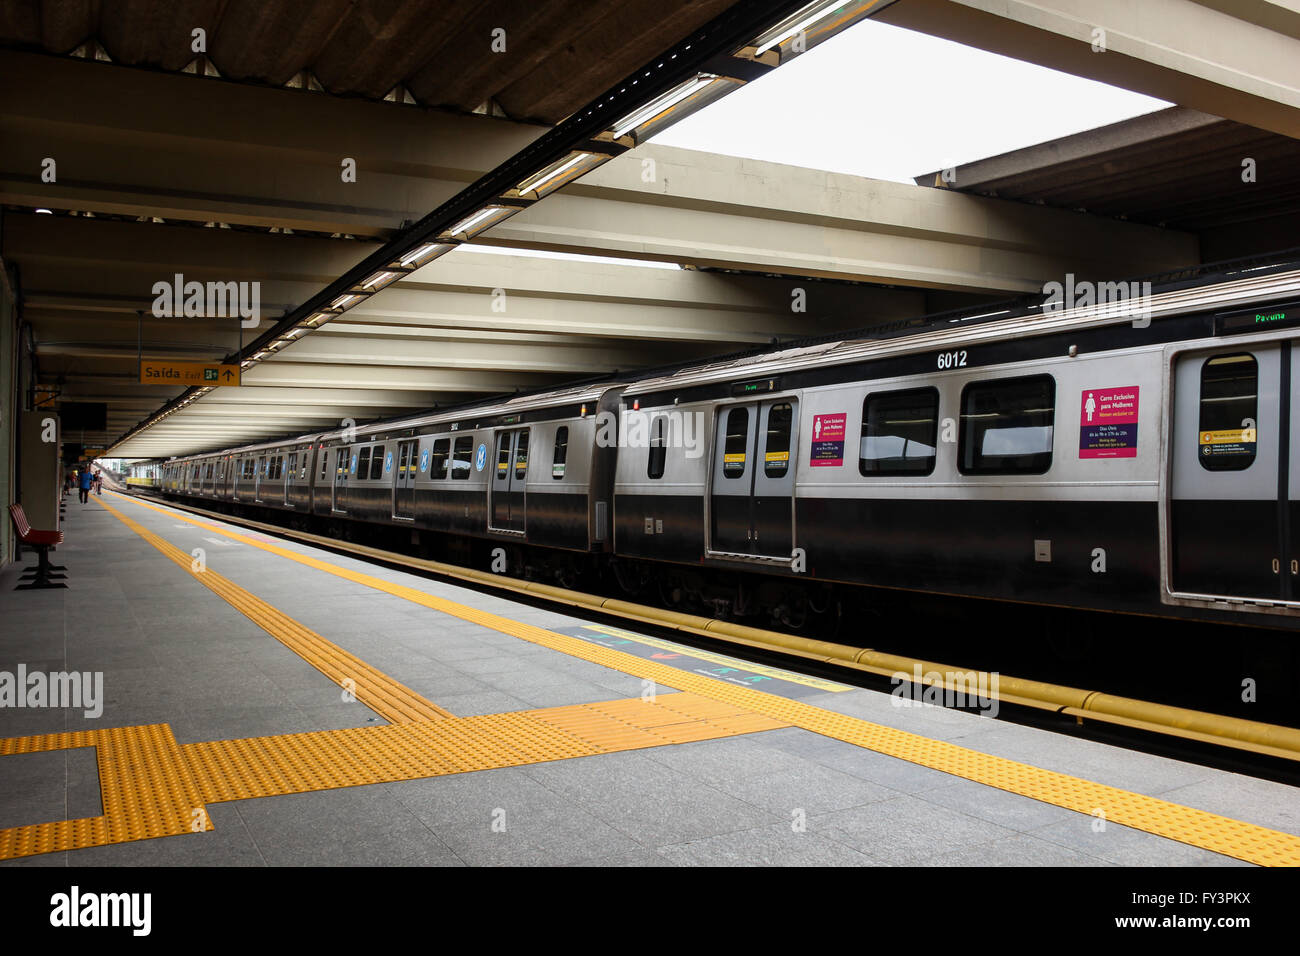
[95,496,451,724]
[0,724,208,859]
[110,493,1300,867]
[0,693,788,859]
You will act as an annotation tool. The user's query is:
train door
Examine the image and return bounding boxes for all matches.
[285,452,297,505]
[1168,344,1287,601]
[489,428,528,532]
[710,400,799,556]
[394,440,417,519]
[255,456,266,501]
[333,446,350,511]
[1290,346,1299,599]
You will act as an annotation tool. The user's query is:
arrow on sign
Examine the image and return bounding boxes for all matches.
[223,369,235,381]
[650,653,680,660]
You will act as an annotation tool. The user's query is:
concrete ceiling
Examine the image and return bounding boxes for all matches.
[917,106,1300,264]
[0,0,738,124]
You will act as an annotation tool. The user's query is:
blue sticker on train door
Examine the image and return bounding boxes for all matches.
[419,449,429,472]
[475,443,488,471]
[384,452,392,473]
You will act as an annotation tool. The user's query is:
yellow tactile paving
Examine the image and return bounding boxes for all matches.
[94,496,452,723]
[0,724,208,859]
[103,492,1300,867]
[0,693,789,859]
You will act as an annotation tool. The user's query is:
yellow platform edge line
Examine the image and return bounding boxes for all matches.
[107,492,1300,867]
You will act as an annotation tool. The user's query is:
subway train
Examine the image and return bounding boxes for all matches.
[136,259,1300,633]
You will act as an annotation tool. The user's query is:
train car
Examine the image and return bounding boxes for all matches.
[153,258,1300,631]
[614,260,1300,629]
[124,460,163,493]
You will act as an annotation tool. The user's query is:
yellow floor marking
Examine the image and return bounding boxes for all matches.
[0,693,788,859]
[0,724,209,859]
[107,492,1300,866]
[94,496,452,723]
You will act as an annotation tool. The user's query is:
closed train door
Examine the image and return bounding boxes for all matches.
[1168,343,1290,601]
[285,452,297,505]
[333,445,350,511]
[489,428,528,532]
[393,440,417,519]
[710,399,798,557]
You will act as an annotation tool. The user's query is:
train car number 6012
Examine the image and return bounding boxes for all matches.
[936,349,968,370]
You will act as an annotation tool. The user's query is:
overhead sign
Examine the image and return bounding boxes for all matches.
[139,361,240,386]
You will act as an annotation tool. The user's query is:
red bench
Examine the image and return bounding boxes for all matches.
[8,503,67,590]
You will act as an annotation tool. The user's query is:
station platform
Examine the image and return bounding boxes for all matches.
[2,489,1298,867]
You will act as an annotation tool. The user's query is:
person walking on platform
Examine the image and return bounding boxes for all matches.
[93,472,103,496]
[78,468,93,504]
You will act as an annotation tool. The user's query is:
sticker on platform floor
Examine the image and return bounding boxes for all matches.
[555,624,853,697]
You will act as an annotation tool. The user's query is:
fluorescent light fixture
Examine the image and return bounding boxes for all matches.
[399,242,450,267]
[753,0,849,55]
[240,360,253,368]
[253,351,268,360]
[446,207,506,238]
[518,153,594,195]
[35,208,53,214]
[286,327,307,337]
[611,75,715,137]
[330,294,358,310]
[362,270,398,289]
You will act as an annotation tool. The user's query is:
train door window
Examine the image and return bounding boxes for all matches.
[1197,354,1258,472]
[288,453,297,479]
[860,388,939,475]
[648,418,667,479]
[431,438,450,479]
[452,436,473,479]
[370,444,385,480]
[763,403,793,478]
[958,375,1055,475]
[495,433,511,479]
[514,431,529,480]
[299,456,308,480]
[320,449,328,481]
[258,456,267,477]
[357,447,371,479]
[552,427,569,479]
[723,407,749,478]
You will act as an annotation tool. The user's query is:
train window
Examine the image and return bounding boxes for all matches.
[320,450,328,481]
[299,456,307,480]
[764,403,793,478]
[357,447,371,479]
[258,456,267,477]
[722,407,749,478]
[1198,354,1258,472]
[648,417,666,479]
[860,388,939,476]
[552,427,569,479]
[495,433,511,480]
[452,436,473,479]
[515,431,529,480]
[288,453,298,480]
[369,444,384,480]
[430,438,450,479]
[958,375,1055,475]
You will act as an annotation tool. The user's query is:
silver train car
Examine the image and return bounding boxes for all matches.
[157,261,1300,632]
